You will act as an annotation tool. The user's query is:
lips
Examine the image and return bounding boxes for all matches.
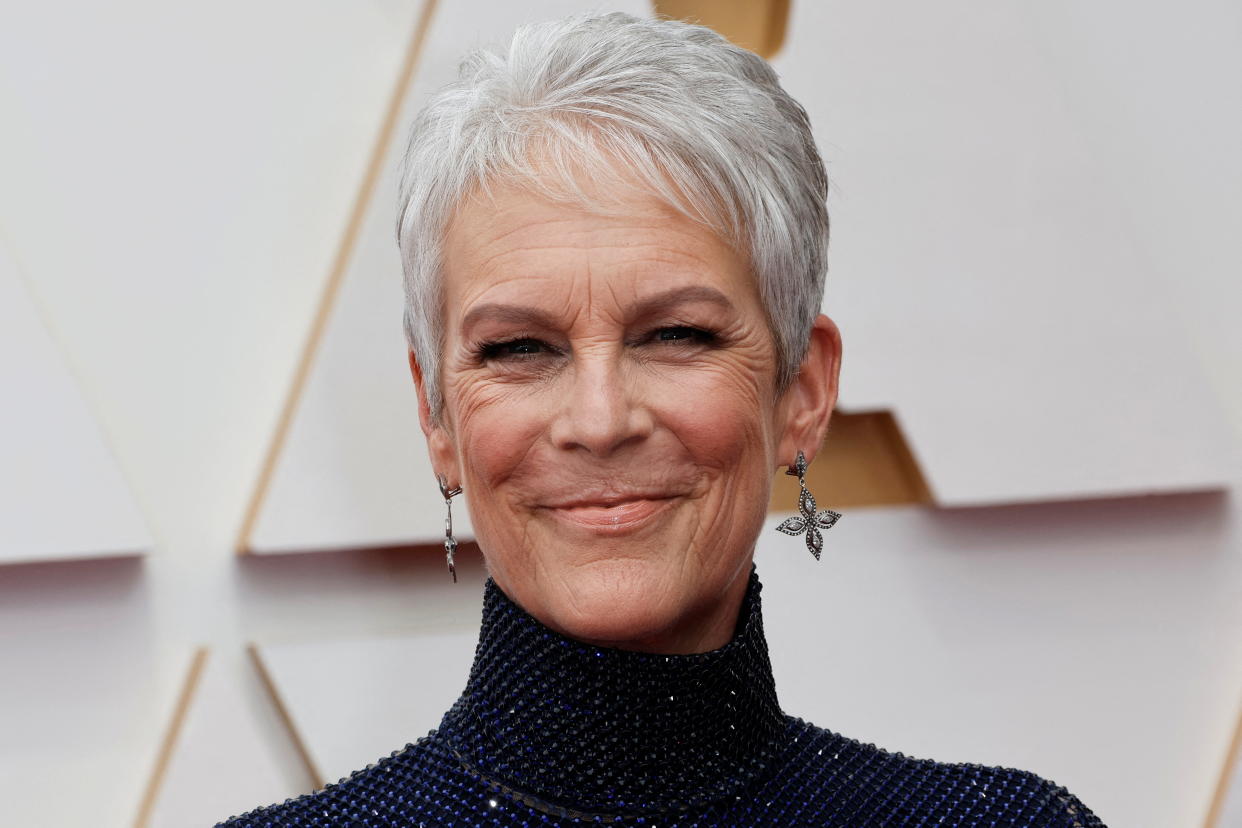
[539,494,680,533]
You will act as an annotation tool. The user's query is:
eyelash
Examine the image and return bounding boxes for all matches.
[475,326,718,362]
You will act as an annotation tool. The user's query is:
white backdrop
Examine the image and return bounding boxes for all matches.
[0,1,1239,827]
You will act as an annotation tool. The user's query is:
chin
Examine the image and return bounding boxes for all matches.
[543,557,686,648]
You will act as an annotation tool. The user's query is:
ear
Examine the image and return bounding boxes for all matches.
[407,349,461,487]
[774,313,842,469]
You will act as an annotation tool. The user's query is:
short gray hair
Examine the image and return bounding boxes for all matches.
[396,11,829,419]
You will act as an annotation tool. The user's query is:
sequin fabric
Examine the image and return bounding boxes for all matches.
[217,570,1105,827]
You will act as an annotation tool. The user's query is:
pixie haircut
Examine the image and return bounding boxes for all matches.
[396,11,829,419]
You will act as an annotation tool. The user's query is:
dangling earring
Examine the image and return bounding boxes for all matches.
[774,450,841,560]
[437,474,463,582]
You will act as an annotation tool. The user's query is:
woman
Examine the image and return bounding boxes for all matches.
[220,12,1104,827]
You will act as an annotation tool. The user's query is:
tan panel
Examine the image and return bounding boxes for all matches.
[770,409,933,511]
[652,0,790,58]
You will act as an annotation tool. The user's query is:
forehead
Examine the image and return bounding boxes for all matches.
[441,177,756,309]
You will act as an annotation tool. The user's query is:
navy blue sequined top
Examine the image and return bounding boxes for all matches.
[218,569,1105,827]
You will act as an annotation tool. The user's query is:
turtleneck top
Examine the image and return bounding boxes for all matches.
[217,569,1105,826]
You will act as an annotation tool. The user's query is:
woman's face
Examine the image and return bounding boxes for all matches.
[411,174,840,654]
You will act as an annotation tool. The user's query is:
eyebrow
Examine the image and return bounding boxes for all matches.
[460,284,737,332]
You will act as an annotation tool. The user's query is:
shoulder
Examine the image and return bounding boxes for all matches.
[777,716,1106,827]
[213,735,454,827]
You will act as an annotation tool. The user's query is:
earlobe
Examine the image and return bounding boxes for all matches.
[775,313,842,468]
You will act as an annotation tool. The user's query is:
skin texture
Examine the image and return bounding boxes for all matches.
[408,173,842,654]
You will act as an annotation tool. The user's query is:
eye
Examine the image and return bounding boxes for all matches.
[477,337,551,361]
[650,326,717,345]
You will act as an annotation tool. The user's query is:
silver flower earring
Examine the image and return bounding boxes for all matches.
[775,450,842,560]
[437,474,462,582]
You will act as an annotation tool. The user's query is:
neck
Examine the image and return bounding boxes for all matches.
[440,567,787,819]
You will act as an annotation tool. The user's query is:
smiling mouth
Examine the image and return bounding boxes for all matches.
[540,496,680,533]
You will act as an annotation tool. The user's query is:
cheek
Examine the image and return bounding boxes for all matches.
[650,363,776,488]
[445,377,549,532]
[648,363,777,582]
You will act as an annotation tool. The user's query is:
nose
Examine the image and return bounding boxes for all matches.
[549,348,654,457]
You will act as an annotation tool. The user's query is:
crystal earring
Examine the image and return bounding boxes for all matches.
[774,449,842,560]
[437,474,462,582]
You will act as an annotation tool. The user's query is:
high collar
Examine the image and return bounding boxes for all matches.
[439,568,787,819]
